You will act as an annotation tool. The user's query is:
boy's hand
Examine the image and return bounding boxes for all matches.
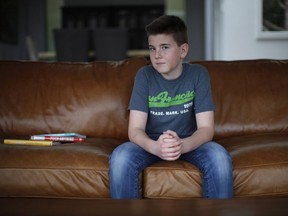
[156,130,183,161]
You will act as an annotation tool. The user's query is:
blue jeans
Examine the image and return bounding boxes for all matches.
[109,141,233,199]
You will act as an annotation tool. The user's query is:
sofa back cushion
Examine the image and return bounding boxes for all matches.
[1,58,287,141]
[196,59,288,140]
[0,58,147,140]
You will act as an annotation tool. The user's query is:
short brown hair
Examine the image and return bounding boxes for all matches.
[145,15,188,46]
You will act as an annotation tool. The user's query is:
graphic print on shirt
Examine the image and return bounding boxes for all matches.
[149,90,195,116]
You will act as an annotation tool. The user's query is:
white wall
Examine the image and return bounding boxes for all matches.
[214,0,288,60]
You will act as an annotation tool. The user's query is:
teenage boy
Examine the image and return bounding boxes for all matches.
[109,15,234,199]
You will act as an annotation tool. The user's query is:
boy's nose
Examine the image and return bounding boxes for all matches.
[155,49,162,59]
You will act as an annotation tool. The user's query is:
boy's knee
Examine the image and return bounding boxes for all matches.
[110,145,130,166]
[207,142,232,171]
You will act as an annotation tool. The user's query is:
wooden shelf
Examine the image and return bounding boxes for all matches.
[37,49,149,61]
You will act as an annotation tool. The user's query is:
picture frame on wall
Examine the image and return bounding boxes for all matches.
[256,0,288,39]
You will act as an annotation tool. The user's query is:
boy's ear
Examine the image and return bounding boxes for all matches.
[180,43,189,58]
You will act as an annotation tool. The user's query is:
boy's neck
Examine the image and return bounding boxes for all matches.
[161,63,183,80]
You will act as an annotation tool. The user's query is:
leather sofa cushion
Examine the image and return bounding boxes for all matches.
[0,138,121,198]
[199,60,288,140]
[219,133,288,197]
[0,58,147,140]
[1,133,287,198]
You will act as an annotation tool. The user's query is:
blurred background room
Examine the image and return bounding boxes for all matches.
[0,0,287,62]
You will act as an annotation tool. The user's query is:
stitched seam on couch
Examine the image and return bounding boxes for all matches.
[232,162,288,169]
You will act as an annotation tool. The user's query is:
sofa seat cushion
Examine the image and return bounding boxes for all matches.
[143,160,202,199]
[143,133,288,199]
[0,138,121,198]
[1,133,287,199]
[219,133,288,198]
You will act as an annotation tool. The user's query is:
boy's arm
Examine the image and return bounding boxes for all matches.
[128,110,156,153]
[181,111,215,153]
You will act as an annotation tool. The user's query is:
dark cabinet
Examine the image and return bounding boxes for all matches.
[61,5,164,50]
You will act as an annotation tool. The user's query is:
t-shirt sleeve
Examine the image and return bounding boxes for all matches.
[128,67,149,113]
[193,65,215,113]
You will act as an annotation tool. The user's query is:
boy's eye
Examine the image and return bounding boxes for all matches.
[161,45,169,50]
[149,47,156,51]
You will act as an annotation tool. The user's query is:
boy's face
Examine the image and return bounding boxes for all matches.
[148,34,188,80]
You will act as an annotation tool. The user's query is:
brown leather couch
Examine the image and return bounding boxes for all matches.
[0,58,287,199]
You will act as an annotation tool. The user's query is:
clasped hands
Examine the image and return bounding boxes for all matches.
[157,130,183,161]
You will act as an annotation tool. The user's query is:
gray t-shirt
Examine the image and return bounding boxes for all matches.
[129,63,214,140]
